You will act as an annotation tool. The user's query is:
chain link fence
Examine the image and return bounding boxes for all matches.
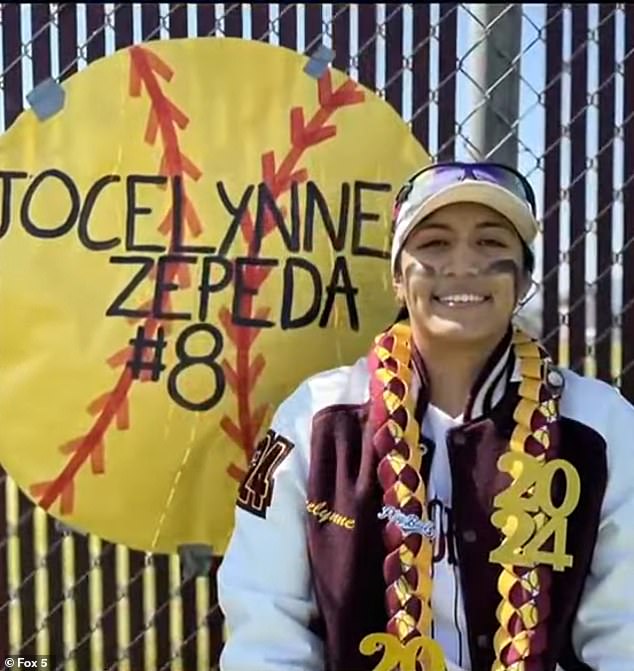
[1,3,632,670]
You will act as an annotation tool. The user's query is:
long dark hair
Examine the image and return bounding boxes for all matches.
[394,304,409,323]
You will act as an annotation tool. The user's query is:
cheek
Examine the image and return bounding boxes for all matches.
[401,247,444,276]
[403,261,437,298]
[484,258,524,301]
[491,275,519,309]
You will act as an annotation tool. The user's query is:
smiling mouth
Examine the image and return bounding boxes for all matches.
[432,293,492,307]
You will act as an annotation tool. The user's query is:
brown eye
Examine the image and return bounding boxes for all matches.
[418,239,449,249]
[479,238,507,248]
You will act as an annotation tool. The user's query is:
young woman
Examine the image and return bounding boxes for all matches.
[217,162,634,671]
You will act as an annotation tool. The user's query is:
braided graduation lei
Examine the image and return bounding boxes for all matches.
[368,320,560,671]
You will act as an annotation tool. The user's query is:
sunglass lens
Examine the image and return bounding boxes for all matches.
[472,165,535,213]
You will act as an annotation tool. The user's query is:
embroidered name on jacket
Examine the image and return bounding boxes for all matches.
[237,429,294,519]
[378,504,436,539]
[306,500,356,529]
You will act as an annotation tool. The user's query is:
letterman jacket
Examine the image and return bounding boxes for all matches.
[217,336,634,671]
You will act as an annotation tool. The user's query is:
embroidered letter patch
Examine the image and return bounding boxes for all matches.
[377,504,436,539]
[236,429,294,518]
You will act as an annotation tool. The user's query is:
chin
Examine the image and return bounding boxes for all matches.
[422,316,508,345]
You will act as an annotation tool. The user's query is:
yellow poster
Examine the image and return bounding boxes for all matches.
[0,37,428,554]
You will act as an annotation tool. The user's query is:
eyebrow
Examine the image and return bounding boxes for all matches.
[475,222,514,231]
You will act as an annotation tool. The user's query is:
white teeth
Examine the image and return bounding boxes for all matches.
[437,294,487,304]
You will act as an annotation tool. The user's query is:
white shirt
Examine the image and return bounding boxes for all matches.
[424,405,472,669]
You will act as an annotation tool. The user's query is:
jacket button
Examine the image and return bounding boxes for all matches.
[462,530,477,543]
[452,432,466,447]
[546,364,565,398]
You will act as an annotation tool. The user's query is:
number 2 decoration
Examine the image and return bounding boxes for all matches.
[236,430,294,519]
[489,452,581,571]
[358,633,445,671]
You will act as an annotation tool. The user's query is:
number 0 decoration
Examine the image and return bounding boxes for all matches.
[0,37,428,554]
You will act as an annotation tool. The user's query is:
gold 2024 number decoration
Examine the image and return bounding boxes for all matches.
[0,37,428,554]
[489,452,581,571]
[359,633,445,671]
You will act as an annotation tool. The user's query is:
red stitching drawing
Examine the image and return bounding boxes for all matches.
[220,69,365,483]
[30,44,365,517]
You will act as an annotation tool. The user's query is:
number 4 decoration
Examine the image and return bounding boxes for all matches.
[236,429,294,519]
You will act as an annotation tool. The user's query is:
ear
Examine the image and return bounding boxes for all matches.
[392,270,406,305]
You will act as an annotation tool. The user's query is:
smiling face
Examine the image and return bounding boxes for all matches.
[393,201,531,347]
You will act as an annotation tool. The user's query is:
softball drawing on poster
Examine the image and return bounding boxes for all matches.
[0,37,427,555]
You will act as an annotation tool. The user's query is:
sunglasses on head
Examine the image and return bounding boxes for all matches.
[394,161,538,218]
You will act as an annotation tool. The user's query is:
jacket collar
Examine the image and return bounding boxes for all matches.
[411,327,517,422]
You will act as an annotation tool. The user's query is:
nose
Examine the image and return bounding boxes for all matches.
[441,240,481,277]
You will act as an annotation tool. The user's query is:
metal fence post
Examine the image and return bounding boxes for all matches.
[468,3,522,168]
